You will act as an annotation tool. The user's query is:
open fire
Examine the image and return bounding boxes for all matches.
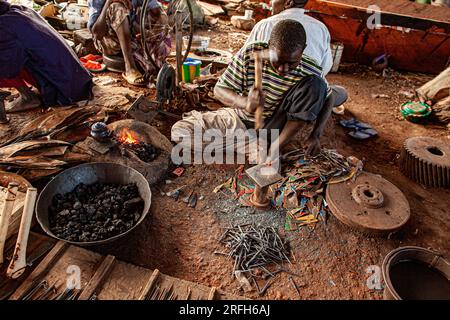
[117,128,141,145]
[115,128,159,163]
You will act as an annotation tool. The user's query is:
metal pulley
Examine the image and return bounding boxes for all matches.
[326,172,411,236]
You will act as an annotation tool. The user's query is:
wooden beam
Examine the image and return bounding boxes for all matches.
[139,269,160,300]
[198,1,225,16]
[208,286,216,300]
[78,255,116,300]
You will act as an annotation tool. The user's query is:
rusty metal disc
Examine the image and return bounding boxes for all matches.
[399,136,450,188]
[326,172,410,236]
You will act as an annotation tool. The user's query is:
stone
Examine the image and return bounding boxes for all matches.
[230,16,255,31]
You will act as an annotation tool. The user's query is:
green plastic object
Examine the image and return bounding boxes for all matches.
[182,58,201,83]
[400,101,432,123]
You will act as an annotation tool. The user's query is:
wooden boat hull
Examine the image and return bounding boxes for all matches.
[305,0,450,74]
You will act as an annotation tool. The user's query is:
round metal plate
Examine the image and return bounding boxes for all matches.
[326,172,410,236]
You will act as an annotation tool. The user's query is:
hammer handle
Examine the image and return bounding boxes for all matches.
[254,54,264,130]
[7,188,37,278]
[0,183,18,264]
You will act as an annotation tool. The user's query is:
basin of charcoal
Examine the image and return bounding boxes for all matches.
[36,162,151,245]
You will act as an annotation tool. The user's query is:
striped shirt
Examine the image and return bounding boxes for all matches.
[216,42,329,122]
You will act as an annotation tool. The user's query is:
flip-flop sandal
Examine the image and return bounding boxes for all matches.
[80,54,103,63]
[339,118,373,130]
[339,118,359,129]
[122,72,147,87]
[359,128,378,136]
[83,60,106,73]
[332,105,345,115]
[348,130,371,140]
[348,128,377,140]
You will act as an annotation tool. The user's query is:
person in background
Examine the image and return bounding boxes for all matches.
[0,1,93,112]
[88,0,171,86]
[246,0,332,76]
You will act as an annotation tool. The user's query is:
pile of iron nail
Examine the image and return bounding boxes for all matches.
[19,280,80,300]
[217,224,291,295]
[144,283,178,300]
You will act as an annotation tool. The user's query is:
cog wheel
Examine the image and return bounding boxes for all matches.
[326,172,410,237]
[400,137,450,188]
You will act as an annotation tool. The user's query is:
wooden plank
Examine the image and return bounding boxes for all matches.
[78,255,116,300]
[42,245,102,295]
[97,261,151,300]
[9,241,68,300]
[198,1,225,16]
[208,287,216,300]
[139,269,160,300]
[157,274,211,300]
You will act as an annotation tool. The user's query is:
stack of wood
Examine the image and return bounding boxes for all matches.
[416,66,450,129]
[0,140,87,181]
[216,0,245,16]
[0,106,106,180]
[197,1,226,16]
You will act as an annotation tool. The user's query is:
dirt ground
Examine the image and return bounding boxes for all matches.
[2,22,449,300]
[92,22,450,300]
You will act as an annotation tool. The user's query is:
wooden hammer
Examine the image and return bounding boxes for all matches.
[249,52,271,208]
[253,53,264,130]
[0,182,19,264]
[7,187,37,279]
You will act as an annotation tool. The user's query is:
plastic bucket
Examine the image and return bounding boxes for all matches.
[331,42,344,73]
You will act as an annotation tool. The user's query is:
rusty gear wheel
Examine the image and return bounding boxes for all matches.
[400,137,450,188]
[326,172,410,236]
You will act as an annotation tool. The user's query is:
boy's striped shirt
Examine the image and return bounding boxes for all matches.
[216,42,330,122]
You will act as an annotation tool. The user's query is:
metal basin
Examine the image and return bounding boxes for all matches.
[382,246,450,300]
[36,162,151,246]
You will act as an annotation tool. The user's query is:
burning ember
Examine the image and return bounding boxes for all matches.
[117,128,142,145]
[115,128,159,163]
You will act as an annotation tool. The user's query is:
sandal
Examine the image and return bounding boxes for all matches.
[122,72,147,87]
[83,60,106,73]
[80,54,103,64]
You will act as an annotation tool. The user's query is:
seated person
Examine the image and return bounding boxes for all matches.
[171,20,339,161]
[0,1,93,112]
[88,0,171,86]
[246,0,332,76]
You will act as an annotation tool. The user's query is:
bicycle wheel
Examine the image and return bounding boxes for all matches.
[140,0,194,69]
[165,0,194,63]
